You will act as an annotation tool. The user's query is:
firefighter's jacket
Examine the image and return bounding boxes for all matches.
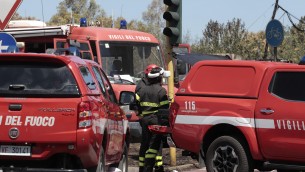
[135,77,169,117]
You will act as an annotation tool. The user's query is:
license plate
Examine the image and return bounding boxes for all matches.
[0,145,31,156]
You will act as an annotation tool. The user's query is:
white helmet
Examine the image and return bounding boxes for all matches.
[147,66,164,79]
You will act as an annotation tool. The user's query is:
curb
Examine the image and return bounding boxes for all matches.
[165,163,199,171]
[128,163,203,172]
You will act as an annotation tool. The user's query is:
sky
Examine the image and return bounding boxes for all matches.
[16,0,305,41]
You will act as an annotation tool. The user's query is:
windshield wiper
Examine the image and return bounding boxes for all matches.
[9,84,25,90]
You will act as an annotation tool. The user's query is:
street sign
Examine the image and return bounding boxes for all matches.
[0,0,23,31]
[0,33,17,53]
[265,19,284,47]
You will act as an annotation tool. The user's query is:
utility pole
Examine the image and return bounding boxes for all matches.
[263,0,279,60]
[163,0,182,167]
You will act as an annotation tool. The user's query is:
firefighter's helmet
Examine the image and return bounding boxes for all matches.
[145,64,158,75]
[145,64,164,79]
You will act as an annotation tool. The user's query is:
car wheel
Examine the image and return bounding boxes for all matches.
[88,147,106,172]
[206,136,253,172]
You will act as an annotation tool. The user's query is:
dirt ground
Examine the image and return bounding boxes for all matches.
[128,143,200,171]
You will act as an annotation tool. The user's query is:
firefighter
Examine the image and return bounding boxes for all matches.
[136,64,169,172]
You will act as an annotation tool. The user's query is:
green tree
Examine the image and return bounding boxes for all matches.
[48,0,107,26]
[12,12,37,20]
[127,19,150,33]
[193,20,224,54]
[222,18,247,55]
[142,0,166,41]
[281,16,305,62]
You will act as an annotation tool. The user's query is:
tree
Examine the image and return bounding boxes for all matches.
[48,1,71,25]
[222,18,247,55]
[280,16,305,62]
[127,19,150,33]
[141,0,166,43]
[12,12,37,20]
[193,20,224,54]
[48,0,107,26]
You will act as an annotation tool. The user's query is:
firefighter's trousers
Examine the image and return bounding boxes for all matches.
[138,114,163,172]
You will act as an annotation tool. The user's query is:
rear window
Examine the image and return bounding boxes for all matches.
[0,61,80,98]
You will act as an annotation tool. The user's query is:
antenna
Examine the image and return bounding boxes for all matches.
[112,10,114,28]
[71,8,74,25]
[40,0,45,25]
[121,5,123,18]
[40,0,47,51]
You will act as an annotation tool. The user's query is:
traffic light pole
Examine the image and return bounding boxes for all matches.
[165,21,177,168]
[163,0,182,167]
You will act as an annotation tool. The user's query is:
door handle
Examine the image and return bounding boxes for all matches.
[260,109,274,115]
[9,104,22,111]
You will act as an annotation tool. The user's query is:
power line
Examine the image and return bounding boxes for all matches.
[278,5,305,32]
[247,4,274,31]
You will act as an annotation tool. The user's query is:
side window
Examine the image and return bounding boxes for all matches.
[269,71,305,101]
[99,68,118,103]
[92,66,107,97]
[79,66,96,90]
[90,40,98,63]
[56,41,66,48]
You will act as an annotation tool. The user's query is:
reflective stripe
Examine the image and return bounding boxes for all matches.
[255,119,275,129]
[155,161,163,166]
[139,157,144,161]
[140,102,159,107]
[160,100,169,106]
[175,115,276,129]
[139,110,158,117]
[136,94,140,101]
[145,153,156,158]
[142,110,158,114]
[139,162,145,166]
[147,148,158,154]
[155,156,162,160]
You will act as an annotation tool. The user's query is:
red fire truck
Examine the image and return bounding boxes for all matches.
[4,20,167,142]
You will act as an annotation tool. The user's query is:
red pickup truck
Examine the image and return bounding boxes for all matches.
[169,60,305,172]
[0,53,133,172]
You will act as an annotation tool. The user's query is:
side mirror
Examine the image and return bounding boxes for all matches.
[119,91,135,105]
[177,59,187,75]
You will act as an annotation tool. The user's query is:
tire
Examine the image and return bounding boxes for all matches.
[88,147,106,172]
[206,136,253,172]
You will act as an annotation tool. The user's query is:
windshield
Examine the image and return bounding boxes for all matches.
[99,41,164,83]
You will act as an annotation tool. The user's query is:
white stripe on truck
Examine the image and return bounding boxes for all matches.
[175,115,275,129]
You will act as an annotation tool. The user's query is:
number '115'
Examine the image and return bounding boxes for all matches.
[185,101,196,110]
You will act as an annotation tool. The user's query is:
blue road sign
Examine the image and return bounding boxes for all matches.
[0,32,17,53]
[265,19,284,47]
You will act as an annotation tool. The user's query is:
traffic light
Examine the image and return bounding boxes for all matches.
[163,0,182,46]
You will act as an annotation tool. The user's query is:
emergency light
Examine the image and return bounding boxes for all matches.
[120,19,127,29]
[80,18,87,27]
[299,56,305,65]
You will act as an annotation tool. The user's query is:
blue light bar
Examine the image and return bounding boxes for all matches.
[80,18,87,27]
[120,19,127,29]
